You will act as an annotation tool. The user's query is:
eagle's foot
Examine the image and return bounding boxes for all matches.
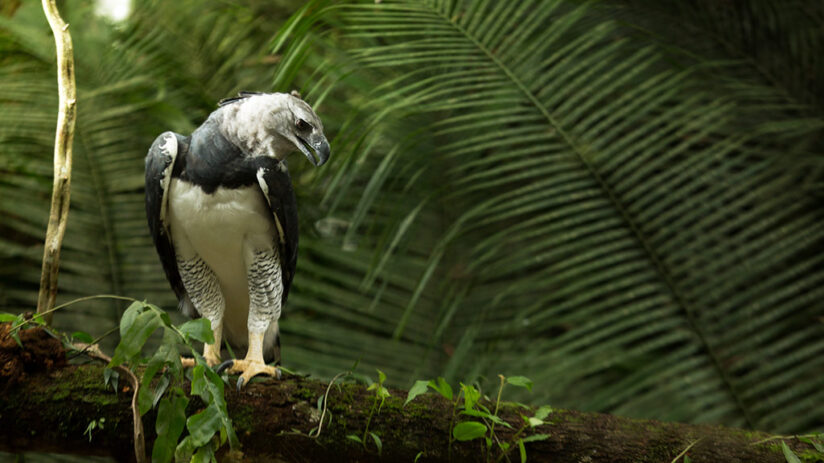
[215,359,281,391]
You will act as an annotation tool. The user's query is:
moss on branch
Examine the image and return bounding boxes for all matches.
[0,325,816,462]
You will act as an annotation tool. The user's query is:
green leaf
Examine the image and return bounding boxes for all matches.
[684,456,692,463]
[110,310,161,367]
[192,444,215,463]
[378,385,390,400]
[9,315,24,347]
[462,409,512,428]
[414,451,424,462]
[71,331,94,344]
[138,384,154,416]
[84,420,97,442]
[519,438,527,463]
[369,432,383,455]
[346,434,362,444]
[152,394,189,463]
[521,434,550,443]
[405,380,429,406]
[507,376,533,392]
[0,313,18,323]
[103,368,119,391]
[119,301,144,337]
[159,311,172,328]
[10,330,21,348]
[190,365,236,448]
[534,406,553,422]
[179,318,214,344]
[187,404,223,447]
[377,369,386,384]
[204,366,228,409]
[798,436,824,453]
[429,377,453,401]
[143,333,179,388]
[781,441,802,463]
[174,436,195,462]
[191,365,210,402]
[527,417,544,427]
[461,383,480,411]
[452,421,487,441]
[152,374,171,409]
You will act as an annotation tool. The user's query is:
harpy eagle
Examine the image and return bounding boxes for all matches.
[145,91,329,389]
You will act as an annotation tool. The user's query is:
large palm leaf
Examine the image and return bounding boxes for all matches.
[275,0,824,433]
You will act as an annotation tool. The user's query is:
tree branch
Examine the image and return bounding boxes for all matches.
[0,327,814,462]
[36,0,77,324]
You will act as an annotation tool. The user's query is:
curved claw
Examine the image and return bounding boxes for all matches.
[215,360,234,375]
[217,359,280,390]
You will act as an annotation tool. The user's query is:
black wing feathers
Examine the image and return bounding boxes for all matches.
[258,161,299,304]
[145,132,187,304]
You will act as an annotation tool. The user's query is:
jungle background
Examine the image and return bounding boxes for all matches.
[1,0,823,460]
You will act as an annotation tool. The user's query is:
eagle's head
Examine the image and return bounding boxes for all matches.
[219,91,330,166]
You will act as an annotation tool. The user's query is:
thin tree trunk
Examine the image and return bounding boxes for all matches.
[36,0,77,325]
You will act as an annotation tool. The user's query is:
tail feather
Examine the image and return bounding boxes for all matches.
[263,322,281,365]
[179,294,198,318]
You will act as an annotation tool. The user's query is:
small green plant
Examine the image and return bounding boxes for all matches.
[406,374,550,462]
[108,300,239,463]
[347,369,389,455]
[749,433,824,463]
[1,296,238,463]
[751,434,824,463]
[84,417,105,442]
[0,312,48,347]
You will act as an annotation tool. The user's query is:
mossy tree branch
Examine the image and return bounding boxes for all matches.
[36,0,77,324]
[0,328,815,463]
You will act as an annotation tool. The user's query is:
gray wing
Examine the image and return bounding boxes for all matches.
[145,132,189,311]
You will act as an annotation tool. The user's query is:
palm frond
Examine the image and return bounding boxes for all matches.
[277,0,824,432]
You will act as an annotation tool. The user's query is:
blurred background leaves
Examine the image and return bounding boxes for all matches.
[1,0,822,445]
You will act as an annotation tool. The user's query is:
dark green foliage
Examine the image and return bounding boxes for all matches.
[1,0,822,437]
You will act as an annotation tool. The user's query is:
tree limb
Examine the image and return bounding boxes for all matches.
[36,0,77,324]
[0,328,814,462]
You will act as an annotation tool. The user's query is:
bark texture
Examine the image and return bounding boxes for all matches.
[0,325,814,462]
[36,0,77,324]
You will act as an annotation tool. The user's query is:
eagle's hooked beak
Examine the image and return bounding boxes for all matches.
[297,133,330,167]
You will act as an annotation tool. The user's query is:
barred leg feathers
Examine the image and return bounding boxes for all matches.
[216,246,283,390]
[177,256,225,366]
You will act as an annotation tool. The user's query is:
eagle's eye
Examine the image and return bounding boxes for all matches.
[296,118,311,132]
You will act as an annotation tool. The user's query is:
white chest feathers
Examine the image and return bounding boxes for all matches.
[166,179,276,266]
